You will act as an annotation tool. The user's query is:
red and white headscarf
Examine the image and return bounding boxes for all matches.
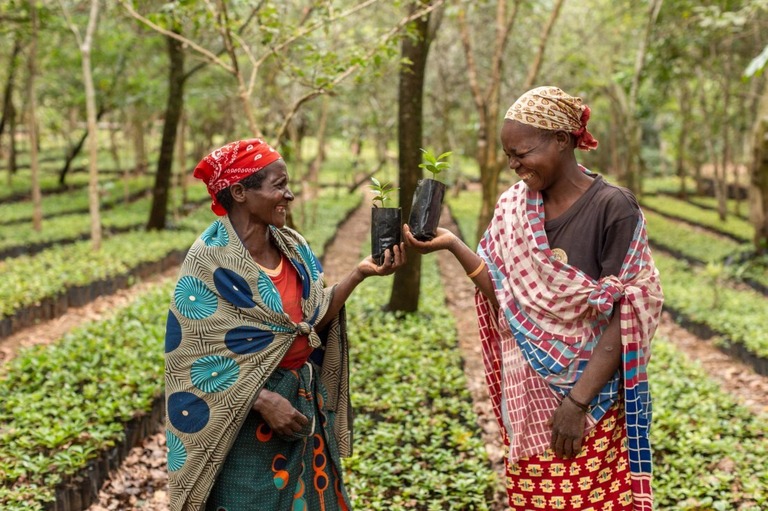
[505,86,599,151]
[193,138,282,215]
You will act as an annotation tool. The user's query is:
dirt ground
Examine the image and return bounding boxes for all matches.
[1,199,766,510]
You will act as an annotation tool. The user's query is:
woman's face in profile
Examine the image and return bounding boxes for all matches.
[240,160,295,228]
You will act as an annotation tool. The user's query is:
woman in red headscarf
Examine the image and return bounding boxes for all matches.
[164,139,406,511]
[405,87,663,511]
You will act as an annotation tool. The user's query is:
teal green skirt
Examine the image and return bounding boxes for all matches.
[205,363,351,511]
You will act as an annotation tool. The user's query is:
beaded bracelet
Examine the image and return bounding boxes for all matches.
[565,393,590,413]
[467,260,486,279]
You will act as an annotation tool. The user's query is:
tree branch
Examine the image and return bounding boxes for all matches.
[273,0,446,145]
[119,0,234,73]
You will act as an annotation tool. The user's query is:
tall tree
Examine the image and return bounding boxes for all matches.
[26,0,41,232]
[458,0,519,242]
[388,0,439,312]
[1,36,21,182]
[458,0,565,242]
[605,0,662,194]
[146,29,184,230]
[61,0,102,249]
[749,82,768,252]
[746,44,768,253]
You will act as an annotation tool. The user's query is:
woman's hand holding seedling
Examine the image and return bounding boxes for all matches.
[403,225,457,254]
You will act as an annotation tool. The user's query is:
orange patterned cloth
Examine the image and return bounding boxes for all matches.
[506,401,633,511]
[505,86,599,150]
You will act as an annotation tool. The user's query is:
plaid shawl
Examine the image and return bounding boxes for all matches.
[164,216,351,511]
[475,179,663,511]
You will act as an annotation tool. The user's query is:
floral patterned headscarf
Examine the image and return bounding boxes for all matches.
[505,86,599,151]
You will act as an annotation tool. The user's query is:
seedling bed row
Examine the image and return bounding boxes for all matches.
[45,396,164,511]
[0,250,186,339]
[663,304,768,376]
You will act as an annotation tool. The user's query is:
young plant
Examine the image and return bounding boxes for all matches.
[418,148,452,181]
[370,177,397,208]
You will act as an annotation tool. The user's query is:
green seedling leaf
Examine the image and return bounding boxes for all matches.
[419,148,452,181]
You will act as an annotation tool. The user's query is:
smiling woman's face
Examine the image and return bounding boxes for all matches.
[500,120,562,192]
[238,159,294,228]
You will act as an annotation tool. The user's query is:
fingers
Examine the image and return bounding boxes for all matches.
[402,224,428,250]
[375,243,407,272]
[553,433,566,459]
[550,431,578,459]
[272,411,308,436]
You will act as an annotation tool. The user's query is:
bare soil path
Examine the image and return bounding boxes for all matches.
[2,199,761,510]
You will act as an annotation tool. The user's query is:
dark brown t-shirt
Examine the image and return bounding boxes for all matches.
[545,175,640,280]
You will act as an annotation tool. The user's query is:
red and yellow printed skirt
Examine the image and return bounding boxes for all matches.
[505,402,633,511]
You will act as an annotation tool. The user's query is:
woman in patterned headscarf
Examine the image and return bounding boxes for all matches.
[405,86,663,511]
[165,138,406,511]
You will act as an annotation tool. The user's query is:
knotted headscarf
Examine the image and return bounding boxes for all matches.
[193,138,282,215]
[505,86,599,151]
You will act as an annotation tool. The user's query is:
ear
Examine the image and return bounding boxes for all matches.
[554,130,573,150]
[230,183,248,204]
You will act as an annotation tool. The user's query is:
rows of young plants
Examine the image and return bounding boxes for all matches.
[446,191,767,509]
[0,192,401,510]
[641,194,753,243]
[0,170,93,203]
[644,210,768,292]
[684,195,749,220]
[650,337,767,510]
[653,251,768,359]
[0,187,211,259]
[343,260,498,510]
[0,282,174,509]
[0,222,198,320]
[0,173,156,225]
[0,197,151,258]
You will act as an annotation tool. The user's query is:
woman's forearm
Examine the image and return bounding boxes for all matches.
[448,237,499,308]
[568,308,623,405]
[314,267,366,331]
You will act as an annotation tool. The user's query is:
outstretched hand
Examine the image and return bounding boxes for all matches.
[358,242,407,277]
[403,225,457,254]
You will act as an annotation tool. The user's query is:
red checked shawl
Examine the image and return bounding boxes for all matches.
[475,179,663,511]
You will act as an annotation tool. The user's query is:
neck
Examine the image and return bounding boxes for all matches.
[228,212,279,264]
[541,160,594,220]
[545,160,591,201]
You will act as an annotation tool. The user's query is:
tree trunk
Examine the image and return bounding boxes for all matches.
[302,96,329,229]
[521,0,565,91]
[58,104,106,186]
[147,31,185,231]
[387,1,435,313]
[624,0,663,195]
[676,82,690,199]
[82,0,102,250]
[0,36,21,142]
[749,85,768,253]
[176,110,188,211]
[27,1,42,232]
[131,106,148,174]
[6,99,16,183]
[3,39,20,185]
[457,0,521,241]
[717,55,733,221]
